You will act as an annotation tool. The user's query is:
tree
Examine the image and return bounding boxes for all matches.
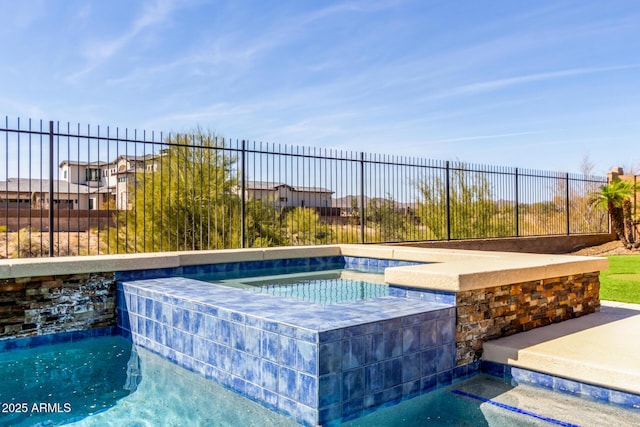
[365,196,413,242]
[417,167,514,239]
[244,198,287,248]
[284,207,332,245]
[107,131,241,253]
[589,178,637,248]
[349,197,360,225]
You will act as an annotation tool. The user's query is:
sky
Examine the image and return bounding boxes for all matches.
[1,0,639,176]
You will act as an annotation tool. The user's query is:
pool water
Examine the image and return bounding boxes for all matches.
[0,336,134,426]
[3,336,640,426]
[0,336,298,427]
[344,374,640,427]
[215,269,388,304]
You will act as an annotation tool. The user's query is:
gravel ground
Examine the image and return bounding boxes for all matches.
[571,240,638,256]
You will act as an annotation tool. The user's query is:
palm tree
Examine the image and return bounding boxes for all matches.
[589,178,636,248]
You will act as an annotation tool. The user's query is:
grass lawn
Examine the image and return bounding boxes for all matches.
[599,255,640,304]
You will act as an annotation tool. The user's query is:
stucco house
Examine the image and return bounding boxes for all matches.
[0,178,102,210]
[1,158,333,212]
[59,154,160,210]
[242,181,333,208]
[1,154,161,211]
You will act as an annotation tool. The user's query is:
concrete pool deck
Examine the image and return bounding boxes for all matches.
[482,300,640,395]
[0,245,607,291]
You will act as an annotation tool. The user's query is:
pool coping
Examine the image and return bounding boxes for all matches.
[0,244,608,294]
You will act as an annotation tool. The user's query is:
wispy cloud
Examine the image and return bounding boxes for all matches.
[67,0,181,82]
[142,103,259,132]
[424,130,551,145]
[452,64,640,95]
[104,0,405,95]
[301,0,402,23]
[201,0,400,68]
[0,0,46,37]
[0,97,47,120]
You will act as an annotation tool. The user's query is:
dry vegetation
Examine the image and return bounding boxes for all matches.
[0,229,108,258]
[0,225,626,258]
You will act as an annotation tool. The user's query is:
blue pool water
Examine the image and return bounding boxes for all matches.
[213,269,389,304]
[3,336,640,426]
[0,336,134,426]
[0,336,297,427]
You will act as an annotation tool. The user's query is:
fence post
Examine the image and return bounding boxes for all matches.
[445,161,451,240]
[360,152,365,244]
[514,168,519,237]
[635,175,638,241]
[241,140,246,248]
[565,172,570,235]
[48,121,55,257]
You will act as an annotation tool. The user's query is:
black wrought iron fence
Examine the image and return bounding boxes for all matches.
[0,117,609,258]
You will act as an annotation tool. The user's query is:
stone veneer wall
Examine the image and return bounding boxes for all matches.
[0,273,116,340]
[455,272,600,365]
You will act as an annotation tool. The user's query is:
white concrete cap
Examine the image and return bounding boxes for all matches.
[0,245,608,290]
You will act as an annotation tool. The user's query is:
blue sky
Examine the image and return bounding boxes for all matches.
[1,0,639,175]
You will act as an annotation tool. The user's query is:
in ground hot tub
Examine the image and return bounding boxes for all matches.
[118,254,456,426]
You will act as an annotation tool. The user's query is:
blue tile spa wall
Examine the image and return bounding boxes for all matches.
[0,326,118,353]
[118,276,459,426]
[115,256,421,283]
[317,309,457,424]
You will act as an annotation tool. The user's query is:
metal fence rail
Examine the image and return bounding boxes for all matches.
[0,117,609,258]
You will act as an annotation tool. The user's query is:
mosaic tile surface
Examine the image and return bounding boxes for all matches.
[118,257,458,426]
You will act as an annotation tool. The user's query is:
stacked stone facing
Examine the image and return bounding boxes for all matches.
[455,272,600,365]
[0,273,116,339]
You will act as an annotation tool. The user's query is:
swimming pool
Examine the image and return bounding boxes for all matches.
[3,336,640,426]
[0,247,616,426]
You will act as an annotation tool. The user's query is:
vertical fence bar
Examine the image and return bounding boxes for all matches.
[64,122,70,256]
[565,172,570,235]
[28,119,32,255]
[515,167,519,237]
[445,160,451,240]
[241,140,246,248]
[633,174,638,241]
[17,118,21,253]
[3,117,7,258]
[360,152,365,244]
[48,121,54,257]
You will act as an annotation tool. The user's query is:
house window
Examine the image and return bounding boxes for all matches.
[118,177,127,183]
[63,170,67,179]
[279,197,287,202]
[86,168,100,181]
